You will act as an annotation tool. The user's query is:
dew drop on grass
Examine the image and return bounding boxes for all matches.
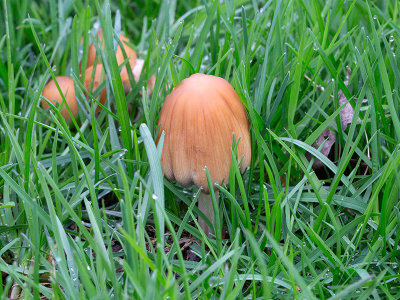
[389,35,394,42]
[52,65,57,72]
[87,266,91,271]
[313,43,319,51]
[152,193,158,200]
[373,15,377,20]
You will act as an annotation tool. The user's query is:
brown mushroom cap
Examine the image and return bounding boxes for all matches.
[84,64,107,107]
[41,76,77,122]
[120,59,156,96]
[85,29,137,70]
[158,73,251,193]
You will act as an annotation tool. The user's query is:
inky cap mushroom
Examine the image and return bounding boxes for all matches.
[158,73,251,194]
[84,64,107,108]
[157,73,251,237]
[41,76,77,122]
[84,29,137,71]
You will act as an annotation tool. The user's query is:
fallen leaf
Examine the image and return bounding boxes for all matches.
[339,66,355,130]
[308,127,336,169]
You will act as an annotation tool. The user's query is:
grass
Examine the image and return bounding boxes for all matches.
[1,0,400,298]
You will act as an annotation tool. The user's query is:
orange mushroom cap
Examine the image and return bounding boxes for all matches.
[41,76,77,122]
[84,64,107,107]
[85,29,137,70]
[157,73,251,193]
[120,59,156,96]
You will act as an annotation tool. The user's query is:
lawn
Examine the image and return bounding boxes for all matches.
[1,0,400,298]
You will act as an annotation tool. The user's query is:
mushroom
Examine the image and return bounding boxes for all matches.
[120,59,156,96]
[84,60,156,113]
[41,76,77,122]
[84,64,107,109]
[83,29,137,72]
[81,29,155,111]
[157,73,251,237]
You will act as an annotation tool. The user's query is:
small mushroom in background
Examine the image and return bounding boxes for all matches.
[41,76,78,122]
[83,29,137,71]
[157,73,251,237]
[83,64,107,110]
[120,59,156,96]
[83,60,155,114]
[81,29,155,113]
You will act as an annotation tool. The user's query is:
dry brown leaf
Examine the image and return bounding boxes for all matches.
[339,66,356,130]
[307,66,354,169]
[308,127,336,169]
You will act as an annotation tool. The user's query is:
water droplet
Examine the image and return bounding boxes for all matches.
[389,35,394,42]
[152,193,158,200]
[373,15,377,20]
[87,266,91,271]
[52,65,57,72]
[18,111,22,116]
[313,43,319,51]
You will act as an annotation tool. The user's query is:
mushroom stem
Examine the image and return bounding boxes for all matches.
[198,191,219,237]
